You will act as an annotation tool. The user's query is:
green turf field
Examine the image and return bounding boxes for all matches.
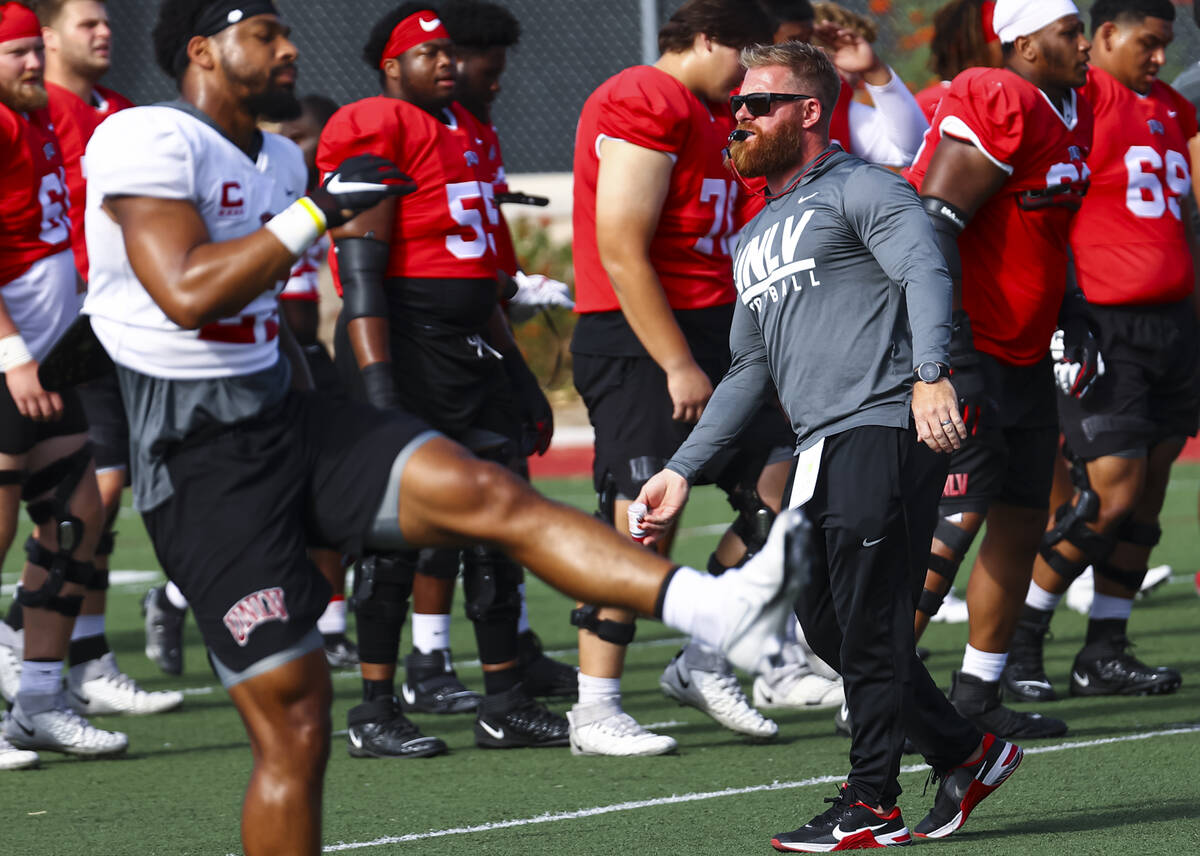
[1,466,1198,855]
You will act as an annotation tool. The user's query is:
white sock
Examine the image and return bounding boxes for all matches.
[19,660,62,697]
[1090,593,1134,621]
[165,581,189,610]
[317,597,347,635]
[577,673,621,707]
[70,614,105,640]
[1025,580,1062,613]
[517,583,531,634]
[660,567,723,643]
[412,613,451,654]
[961,644,1007,683]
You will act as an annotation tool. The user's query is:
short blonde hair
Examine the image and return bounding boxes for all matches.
[740,40,841,119]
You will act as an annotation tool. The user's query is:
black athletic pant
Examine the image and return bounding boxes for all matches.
[793,425,981,808]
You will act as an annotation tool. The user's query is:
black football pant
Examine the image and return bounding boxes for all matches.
[792,426,981,808]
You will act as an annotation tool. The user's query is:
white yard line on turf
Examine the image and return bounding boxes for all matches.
[319,725,1200,852]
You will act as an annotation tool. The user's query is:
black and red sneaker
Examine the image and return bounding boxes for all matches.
[772,785,911,851]
[914,732,1022,839]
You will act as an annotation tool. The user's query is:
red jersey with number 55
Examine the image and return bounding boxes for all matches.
[0,103,70,286]
[317,96,495,291]
[573,65,739,313]
[1070,68,1196,306]
[907,67,1094,366]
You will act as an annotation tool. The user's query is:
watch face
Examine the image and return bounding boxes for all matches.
[918,362,939,383]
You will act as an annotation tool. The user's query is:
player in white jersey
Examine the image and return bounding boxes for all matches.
[79,3,806,851]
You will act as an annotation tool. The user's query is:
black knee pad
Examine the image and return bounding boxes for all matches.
[1116,519,1161,549]
[726,485,775,557]
[417,547,461,581]
[17,536,94,617]
[1039,488,1115,582]
[87,569,110,592]
[462,547,522,624]
[921,518,974,616]
[570,603,636,646]
[352,552,416,665]
[1095,563,1147,592]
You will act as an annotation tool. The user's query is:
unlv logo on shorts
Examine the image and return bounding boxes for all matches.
[219,181,245,218]
[223,587,289,646]
[943,473,969,498]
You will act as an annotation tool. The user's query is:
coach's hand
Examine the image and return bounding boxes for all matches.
[913,378,966,453]
[310,155,417,228]
[634,469,691,546]
[1050,319,1105,399]
[6,361,63,422]
[667,360,712,424]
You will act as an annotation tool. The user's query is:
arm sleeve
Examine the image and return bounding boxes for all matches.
[847,69,930,167]
[843,165,952,367]
[85,110,194,201]
[665,302,772,482]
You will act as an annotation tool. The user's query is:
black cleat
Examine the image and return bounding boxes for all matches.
[323,633,359,669]
[516,630,578,699]
[1001,606,1057,702]
[771,785,912,851]
[474,684,570,748]
[346,696,446,759]
[399,649,481,714]
[949,671,1067,739]
[142,586,185,676]
[1069,637,1182,697]
[914,732,1023,839]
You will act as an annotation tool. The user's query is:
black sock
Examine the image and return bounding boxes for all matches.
[1085,617,1128,647]
[362,678,394,702]
[68,633,111,667]
[482,665,520,696]
[706,553,729,576]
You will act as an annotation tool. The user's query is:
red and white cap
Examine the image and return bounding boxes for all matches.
[379,10,450,67]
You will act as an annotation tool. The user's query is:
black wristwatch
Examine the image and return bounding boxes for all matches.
[914,361,951,383]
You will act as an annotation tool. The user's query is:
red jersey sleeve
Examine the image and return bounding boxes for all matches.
[316,102,403,178]
[935,69,1028,171]
[593,69,690,155]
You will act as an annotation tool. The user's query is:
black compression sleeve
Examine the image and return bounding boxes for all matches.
[922,196,967,287]
[336,237,390,321]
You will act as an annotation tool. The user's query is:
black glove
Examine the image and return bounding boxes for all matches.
[948,310,984,436]
[361,361,401,410]
[309,155,417,228]
[503,352,553,456]
[1050,315,1105,399]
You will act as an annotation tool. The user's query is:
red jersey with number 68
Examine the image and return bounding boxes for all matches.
[573,65,739,313]
[0,103,71,286]
[1070,67,1196,306]
[907,67,1094,366]
[317,96,495,291]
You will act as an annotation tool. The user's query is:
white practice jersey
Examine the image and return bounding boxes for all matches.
[83,104,307,379]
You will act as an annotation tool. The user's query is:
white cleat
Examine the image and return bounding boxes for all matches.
[1136,565,1172,599]
[709,508,809,674]
[0,622,23,703]
[567,699,677,757]
[1066,566,1095,615]
[660,643,778,740]
[0,726,39,770]
[4,693,128,756]
[753,643,844,710]
[68,653,184,716]
[931,588,970,624]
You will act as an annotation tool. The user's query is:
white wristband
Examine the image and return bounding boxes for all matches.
[264,197,327,257]
[0,333,33,373]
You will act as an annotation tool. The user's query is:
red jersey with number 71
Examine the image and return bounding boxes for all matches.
[1070,67,1197,306]
[573,65,739,313]
[906,67,1094,366]
[0,102,70,285]
[316,96,496,292]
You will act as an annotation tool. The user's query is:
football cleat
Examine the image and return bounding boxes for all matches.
[142,586,185,676]
[1136,565,1171,599]
[322,633,359,669]
[772,785,911,851]
[68,653,183,716]
[661,643,777,740]
[834,700,852,737]
[0,622,23,703]
[516,629,578,699]
[4,694,128,756]
[567,699,677,757]
[346,696,446,759]
[930,588,969,624]
[0,732,39,770]
[474,684,569,749]
[399,649,481,714]
[949,671,1067,739]
[914,732,1023,839]
[1000,606,1057,702]
[1069,637,1182,697]
[753,642,844,711]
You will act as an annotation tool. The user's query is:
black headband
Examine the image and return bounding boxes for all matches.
[172,0,281,76]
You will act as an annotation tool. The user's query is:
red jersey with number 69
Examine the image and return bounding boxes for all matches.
[1070,67,1196,306]
[0,103,71,286]
[316,96,495,291]
[573,65,739,313]
[906,67,1094,366]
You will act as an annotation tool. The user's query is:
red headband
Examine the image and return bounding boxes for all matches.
[0,3,40,44]
[379,10,450,67]
[981,1,998,44]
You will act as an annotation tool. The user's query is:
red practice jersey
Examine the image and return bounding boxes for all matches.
[573,65,740,313]
[317,96,496,290]
[1071,68,1197,306]
[907,68,1094,366]
[0,103,70,286]
[915,81,950,123]
[45,82,133,280]
[445,102,519,276]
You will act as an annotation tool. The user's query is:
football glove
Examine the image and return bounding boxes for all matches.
[507,271,574,323]
[1050,317,1105,399]
[310,155,416,228]
[502,351,554,456]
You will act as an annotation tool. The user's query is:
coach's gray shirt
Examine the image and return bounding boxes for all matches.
[667,147,952,481]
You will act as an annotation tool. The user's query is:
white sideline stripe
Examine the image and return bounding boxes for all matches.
[0,569,159,596]
[319,724,1200,852]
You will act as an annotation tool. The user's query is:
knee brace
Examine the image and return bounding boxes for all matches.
[919,518,975,616]
[417,547,461,581]
[349,552,415,623]
[1095,562,1147,592]
[88,530,115,591]
[726,484,776,558]
[1038,466,1115,582]
[462,546,522,625]
[570,603,636,646]
[1116,518,1161,549]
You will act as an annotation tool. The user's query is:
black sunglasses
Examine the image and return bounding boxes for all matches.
[729,92,814,117]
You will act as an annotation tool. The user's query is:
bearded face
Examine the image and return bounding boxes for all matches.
[727,116,806,178]
[0,63,47,112]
